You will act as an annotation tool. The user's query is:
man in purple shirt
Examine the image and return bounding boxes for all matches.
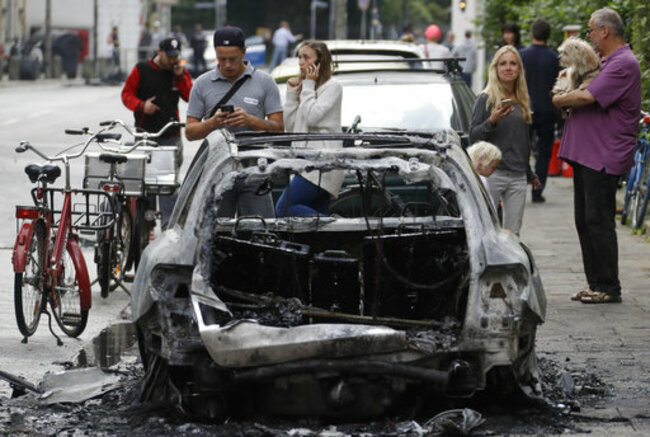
[553,7,641,304]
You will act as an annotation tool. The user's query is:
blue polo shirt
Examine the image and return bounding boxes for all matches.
[187,62,283,132]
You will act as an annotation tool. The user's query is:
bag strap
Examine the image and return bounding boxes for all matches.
[208,72,252,117]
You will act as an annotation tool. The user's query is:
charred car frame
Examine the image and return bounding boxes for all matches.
[132,129,546,420]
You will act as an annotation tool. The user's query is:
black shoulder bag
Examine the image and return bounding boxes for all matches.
[208,73,251,118]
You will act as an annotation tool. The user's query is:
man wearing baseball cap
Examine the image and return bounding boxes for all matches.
[185,26,283,218]
[185,26,283,140]
[121,36,193,229]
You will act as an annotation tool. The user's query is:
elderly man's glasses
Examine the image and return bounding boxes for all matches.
[586,26,601,36]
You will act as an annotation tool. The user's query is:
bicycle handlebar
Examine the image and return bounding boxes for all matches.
[99,119,185,140]
[16,126,116,163]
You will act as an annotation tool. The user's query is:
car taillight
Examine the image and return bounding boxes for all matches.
[16,207,40,219]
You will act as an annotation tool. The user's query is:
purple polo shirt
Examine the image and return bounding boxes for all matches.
[558,44,641,175]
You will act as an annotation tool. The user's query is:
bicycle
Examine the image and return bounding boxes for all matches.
[87,119,184,290]
[12,130,118,344]
[620,112,650,229]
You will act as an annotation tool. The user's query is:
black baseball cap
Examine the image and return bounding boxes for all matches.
[159,37,181,57]
[213,26,245,48]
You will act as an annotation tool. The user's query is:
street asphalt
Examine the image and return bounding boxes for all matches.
[0,77,648,434]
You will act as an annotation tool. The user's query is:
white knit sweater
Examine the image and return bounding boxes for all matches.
[284,78,344,197]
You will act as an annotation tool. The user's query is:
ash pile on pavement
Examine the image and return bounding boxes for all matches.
[0,350,611,436]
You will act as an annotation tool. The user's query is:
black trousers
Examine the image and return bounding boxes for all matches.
[532,113,555,197]
[573,163,621,296]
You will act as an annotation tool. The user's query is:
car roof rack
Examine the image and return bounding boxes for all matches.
[231,131,451,152]
[333,56,466,75]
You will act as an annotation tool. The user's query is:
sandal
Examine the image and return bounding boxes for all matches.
[580,291,622,304]
[571,288,594,301]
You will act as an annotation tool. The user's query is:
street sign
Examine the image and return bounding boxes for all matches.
[358,0,370,11]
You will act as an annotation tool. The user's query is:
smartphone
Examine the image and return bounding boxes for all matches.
[499,98,513,107]
[218,104,234,113]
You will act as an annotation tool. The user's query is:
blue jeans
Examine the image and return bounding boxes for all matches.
[276,174,331,217]
[268,45,288,72]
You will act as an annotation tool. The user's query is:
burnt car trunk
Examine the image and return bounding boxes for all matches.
[209,228,469,326]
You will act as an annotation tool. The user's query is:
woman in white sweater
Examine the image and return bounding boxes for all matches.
[275,40,344,217]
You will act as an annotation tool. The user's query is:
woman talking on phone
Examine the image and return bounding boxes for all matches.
[276,40,344,217]
[469,45,540,236]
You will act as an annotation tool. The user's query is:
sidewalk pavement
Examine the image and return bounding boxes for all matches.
[521,175,650,434]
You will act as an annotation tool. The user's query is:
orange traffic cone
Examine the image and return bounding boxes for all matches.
[562,161,573,178]
[548,139,562,176]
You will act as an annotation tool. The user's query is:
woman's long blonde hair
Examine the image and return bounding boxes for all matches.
[483,45,532,124]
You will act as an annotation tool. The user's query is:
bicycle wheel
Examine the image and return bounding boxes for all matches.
[133,198,151,269]
[110,208,132,291]
[51,245,89,337]
[97,236,111,298]
[620,175,634,225]
[14,221,46,337]
[632,164,649,229]
[123,200,136,272]
[96,200,113,298]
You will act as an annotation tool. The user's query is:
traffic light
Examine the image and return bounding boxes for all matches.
[459,0,467,11]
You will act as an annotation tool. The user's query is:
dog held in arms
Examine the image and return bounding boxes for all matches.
[552,37,601,116]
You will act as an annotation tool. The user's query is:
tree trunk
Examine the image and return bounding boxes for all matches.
[334,0,347,39]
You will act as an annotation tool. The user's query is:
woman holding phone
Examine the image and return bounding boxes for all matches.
[470,45,540,236]
[276,40,344,217]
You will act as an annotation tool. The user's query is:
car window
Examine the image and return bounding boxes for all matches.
[341,82,457,131]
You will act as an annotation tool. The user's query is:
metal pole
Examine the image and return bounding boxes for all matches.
[93,0,98,78]
[328,0,334,39]
[310,1,316,39]
[360,8,367,39]
[214,0,226,29]
[44,0,52,77]
[214,0,218,28]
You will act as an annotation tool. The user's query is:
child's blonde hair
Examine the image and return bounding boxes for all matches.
[467,141,502,168]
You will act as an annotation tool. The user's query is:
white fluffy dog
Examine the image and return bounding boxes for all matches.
[552,37,601,97]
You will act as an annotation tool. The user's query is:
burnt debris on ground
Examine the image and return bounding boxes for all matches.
[0,349,614,436]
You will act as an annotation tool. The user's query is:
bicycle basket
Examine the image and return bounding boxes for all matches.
[83,153,146,196]
[132,146,179,195]
[36,187,115,231]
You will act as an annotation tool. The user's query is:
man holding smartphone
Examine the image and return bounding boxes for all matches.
[121,36,193,229]
[185,26,283,218]
[185,26,283,139]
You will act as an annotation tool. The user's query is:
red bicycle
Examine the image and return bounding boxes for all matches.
[12,130,119,344]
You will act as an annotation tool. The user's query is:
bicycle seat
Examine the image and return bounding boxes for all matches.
[99,153,128,164]
[24,164,61,183]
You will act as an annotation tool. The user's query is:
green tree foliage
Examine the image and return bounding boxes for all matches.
[480,0,650,107]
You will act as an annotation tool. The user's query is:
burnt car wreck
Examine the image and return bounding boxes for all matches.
[132,129,546,420]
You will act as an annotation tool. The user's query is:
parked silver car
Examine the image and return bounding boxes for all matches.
[132,129,546,420]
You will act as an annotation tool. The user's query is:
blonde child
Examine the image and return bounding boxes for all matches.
[467,141,502,209]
